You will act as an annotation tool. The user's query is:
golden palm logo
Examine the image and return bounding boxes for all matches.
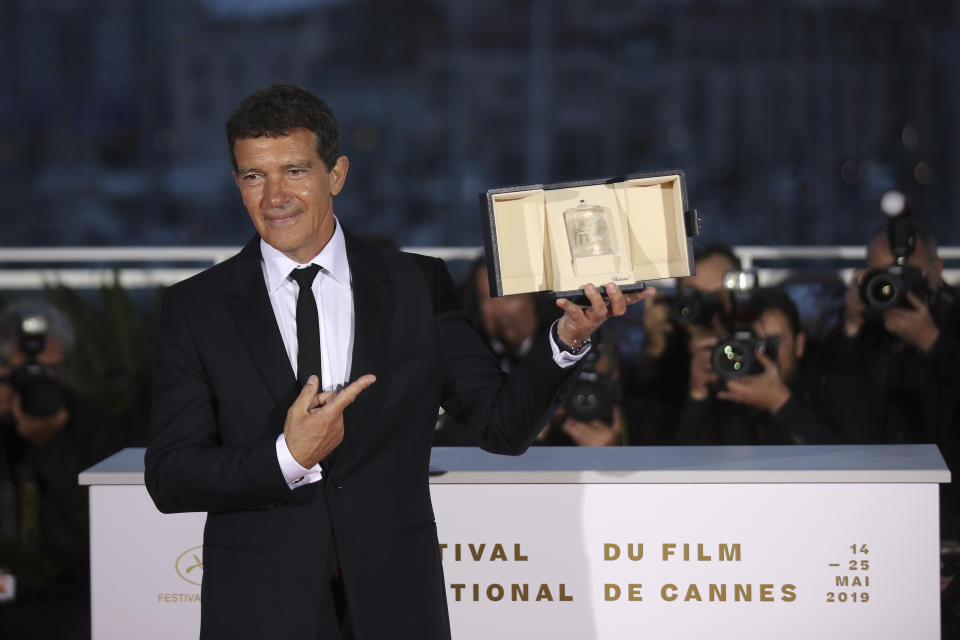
[175,546,204,586]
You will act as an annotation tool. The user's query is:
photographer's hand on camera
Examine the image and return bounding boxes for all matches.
[12,393,69,447]
[843,269,868,338]
[561,406,622,447]
[883,292,939,353]
[688,336,718,401]
[715,349,791,413]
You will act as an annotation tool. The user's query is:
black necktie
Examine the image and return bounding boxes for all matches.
[291,264,323,388]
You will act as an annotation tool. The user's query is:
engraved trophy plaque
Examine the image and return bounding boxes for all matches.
[563,199,617,265]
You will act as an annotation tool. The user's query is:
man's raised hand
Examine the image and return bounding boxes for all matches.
[555,282,656,347]
[284,374,376,468]
[884,292,939,353]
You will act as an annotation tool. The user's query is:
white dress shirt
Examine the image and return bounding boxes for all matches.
[263,218,588,489]
[262,220,354,489]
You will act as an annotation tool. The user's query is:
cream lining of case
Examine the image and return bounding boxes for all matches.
[491,175,692,295]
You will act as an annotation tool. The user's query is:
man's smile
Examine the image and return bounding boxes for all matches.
[263,210,301,225]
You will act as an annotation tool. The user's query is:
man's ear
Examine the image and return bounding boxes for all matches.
[795,331,806,360]
[329,156,349,196]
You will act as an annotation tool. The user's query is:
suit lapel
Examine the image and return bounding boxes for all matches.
[335,229,394,472]
[345,229,394,383]
[224,229,394,473]
[227,235,298,410]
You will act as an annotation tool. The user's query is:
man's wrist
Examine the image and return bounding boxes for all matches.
[553,320,591,355]
[276,434,323,489]
[842,316,863,337]
[689,387,710,401]
[766,387,791,415]
[915,326,940,354]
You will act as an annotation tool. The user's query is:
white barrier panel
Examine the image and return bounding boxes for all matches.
[435,483,937,640]
[89,487,204,638]
[84,446,946,639]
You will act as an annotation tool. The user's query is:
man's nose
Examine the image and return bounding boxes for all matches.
[261,177,288,209]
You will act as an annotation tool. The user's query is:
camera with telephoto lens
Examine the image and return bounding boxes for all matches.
[563,343,619,423]
[857,210,929,312]
[11,315,64,418]
[858,266,927,311]
[710,271,779,383]
[667,288,720,328]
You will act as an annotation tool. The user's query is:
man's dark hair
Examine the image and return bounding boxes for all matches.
[750,288,801,337]
[693,243,742,270]
[0,299,76,361]
[226,84,340,172]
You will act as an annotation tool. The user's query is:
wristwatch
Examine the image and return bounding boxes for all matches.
[552,321,592,356]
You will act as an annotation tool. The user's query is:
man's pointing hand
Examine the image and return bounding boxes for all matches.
[284,374,377,468]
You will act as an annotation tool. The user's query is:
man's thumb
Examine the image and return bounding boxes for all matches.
[294,375,319,409]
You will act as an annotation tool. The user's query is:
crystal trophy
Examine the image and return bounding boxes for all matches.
[563,199,616,259]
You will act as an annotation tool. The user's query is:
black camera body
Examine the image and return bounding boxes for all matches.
[858,264,927,312]
[667,288,719,328]
[712,331,780,382]
[11,316,64,418]
[706,272,779,385]
[563,349,619,423]
[858,210,929,312]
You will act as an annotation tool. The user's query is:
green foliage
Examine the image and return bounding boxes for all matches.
[43,274,162,441]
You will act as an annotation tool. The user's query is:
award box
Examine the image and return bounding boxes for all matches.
[479,169,700,299]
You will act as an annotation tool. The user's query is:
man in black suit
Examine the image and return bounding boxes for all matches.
[144,84,648,639]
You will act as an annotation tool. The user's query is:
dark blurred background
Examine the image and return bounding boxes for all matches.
[0,0,957,249]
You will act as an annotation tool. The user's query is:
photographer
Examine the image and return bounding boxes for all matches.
[536,329,624,447]
[623,243,739,444]
[815,221,960,447]
[816,221,960,548]
[0,300,126,640]
[464,258,556,374]
[676,288,839,445]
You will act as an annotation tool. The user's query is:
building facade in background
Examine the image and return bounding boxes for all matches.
[0,0,956,249]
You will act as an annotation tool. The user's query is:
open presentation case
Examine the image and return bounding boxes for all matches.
[479,169,700,299]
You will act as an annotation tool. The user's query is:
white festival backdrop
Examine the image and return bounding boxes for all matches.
[89,482,939,639]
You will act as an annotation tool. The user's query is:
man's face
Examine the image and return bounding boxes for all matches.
[678,255,736,293]
[676,254,737,332]
[475,266,539,349]
[752,309,804,383]
[867,236,943,294]
[233,128,349,264]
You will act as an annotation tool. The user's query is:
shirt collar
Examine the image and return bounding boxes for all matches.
[260,218,351,293]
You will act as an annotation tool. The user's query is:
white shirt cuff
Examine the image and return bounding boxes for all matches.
[275,434,324,489]
[548,320,591,368]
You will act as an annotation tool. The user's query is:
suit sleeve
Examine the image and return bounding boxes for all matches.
[419,257,577,455]
[144,286,290,514]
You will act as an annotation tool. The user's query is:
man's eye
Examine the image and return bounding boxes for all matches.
[288,169,306,177]
[242,174,262,182]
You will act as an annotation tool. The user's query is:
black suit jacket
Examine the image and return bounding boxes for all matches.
[144,230,574,639]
